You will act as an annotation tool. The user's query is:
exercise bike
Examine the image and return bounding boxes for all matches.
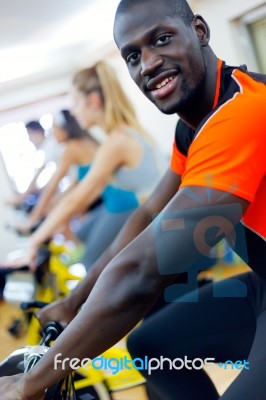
[0,299,112,400]
[0,318,76,399]
[0,245,145,399]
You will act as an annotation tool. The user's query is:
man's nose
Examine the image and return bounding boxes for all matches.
[140,49,163,76]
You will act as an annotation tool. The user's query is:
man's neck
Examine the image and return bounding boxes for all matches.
[178,51,219,130]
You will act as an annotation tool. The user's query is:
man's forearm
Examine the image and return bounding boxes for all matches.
[24,233,168,395]
[64,170,181,312]
[22,184,241,396]
[25,167,44,196]
[66,206,154,311]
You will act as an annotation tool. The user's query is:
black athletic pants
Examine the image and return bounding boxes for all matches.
[127,272,266,400]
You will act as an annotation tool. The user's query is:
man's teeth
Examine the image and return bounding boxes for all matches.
[156,76,174,89]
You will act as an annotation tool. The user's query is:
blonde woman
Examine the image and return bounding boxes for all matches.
[12,61,166,269]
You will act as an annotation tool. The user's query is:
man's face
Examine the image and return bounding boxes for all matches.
[114,0,206,115]
[27,129,44,147]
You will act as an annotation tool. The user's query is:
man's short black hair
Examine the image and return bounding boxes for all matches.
[115,0,194,26]
[25,120,44,133]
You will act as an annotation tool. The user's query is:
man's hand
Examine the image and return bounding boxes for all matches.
[0,375,45,400]
[36,298,78,328]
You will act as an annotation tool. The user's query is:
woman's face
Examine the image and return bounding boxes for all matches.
[53,125,69,143]
[71,87,95,130]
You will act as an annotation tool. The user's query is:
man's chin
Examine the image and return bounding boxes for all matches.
[157,103,179,115]
[145,93,179,115]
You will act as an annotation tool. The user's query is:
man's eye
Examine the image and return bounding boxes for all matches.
[126,52,140,64]
[155,34,172,46]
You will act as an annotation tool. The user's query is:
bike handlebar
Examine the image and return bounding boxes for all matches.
[20,300,49,311]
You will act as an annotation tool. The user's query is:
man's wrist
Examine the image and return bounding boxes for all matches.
[21,373,41,400]
[61,288,83,313]
[67,286,86,311]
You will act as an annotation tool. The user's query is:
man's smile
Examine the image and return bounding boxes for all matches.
[145,69,180,100]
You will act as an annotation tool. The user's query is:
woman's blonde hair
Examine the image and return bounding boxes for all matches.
[72,61,152,141]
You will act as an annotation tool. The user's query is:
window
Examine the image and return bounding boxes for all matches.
[247,13,266,73]
[234,4,266,73]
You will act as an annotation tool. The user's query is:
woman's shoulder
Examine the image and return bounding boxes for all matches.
[68,137,97,150]
[110,125,146,144]
[105,127,130,146]
[63,138,95,163]
[62,139,81,156]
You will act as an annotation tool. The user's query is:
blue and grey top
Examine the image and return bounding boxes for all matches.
[102,130,167,213]
[77,164,91,181]
[75,130,167,213]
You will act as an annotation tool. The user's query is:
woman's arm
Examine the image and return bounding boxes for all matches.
[28,136,127,253]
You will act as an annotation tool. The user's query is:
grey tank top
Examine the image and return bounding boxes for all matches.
[112,129,167,201]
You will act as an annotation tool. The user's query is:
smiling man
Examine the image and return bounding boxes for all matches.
[0,1,265,399]
[114,0,215,124]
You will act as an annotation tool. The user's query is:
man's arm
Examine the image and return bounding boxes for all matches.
[17,186,249,398]
[23,165,46,198]
[8,166,45,207]
[15,145,77,232]
[37,168,181,324]
[27,146,76,225]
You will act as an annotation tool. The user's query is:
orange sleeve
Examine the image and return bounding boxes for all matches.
[170,142,187,176]
[180,77,266,201]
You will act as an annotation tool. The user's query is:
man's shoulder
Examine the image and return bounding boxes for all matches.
[173,64,266,158]
[212,64,266,129]
[221,63,266,93]
[244,71,266,85]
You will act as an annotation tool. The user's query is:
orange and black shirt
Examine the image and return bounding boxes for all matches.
[170,60,266,278]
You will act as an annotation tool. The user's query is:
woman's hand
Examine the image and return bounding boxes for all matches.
[5,193,25,208]
[0,374,45,400]
[0,242,39,272]
[13,219,34,234]
[36,297,78,328]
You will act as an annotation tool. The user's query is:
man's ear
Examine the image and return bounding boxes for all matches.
[192,15,210,47]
